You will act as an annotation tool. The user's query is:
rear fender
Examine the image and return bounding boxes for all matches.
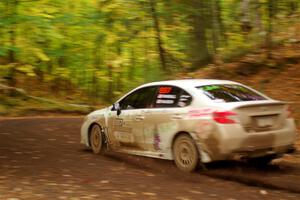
[189,132,212,163]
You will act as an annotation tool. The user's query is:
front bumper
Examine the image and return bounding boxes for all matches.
[80,120,90,146]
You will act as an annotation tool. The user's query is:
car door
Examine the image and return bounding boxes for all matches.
[108,86,157,150]
[143,85,193,152]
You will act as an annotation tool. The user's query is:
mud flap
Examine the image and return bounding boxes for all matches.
[103,127,110,150]
[189,132,211,170]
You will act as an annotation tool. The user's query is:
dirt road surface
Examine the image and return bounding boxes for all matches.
[0,117,300,200]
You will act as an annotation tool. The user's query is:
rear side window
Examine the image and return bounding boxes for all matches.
[155,86,192,108]
[197,84,266,103]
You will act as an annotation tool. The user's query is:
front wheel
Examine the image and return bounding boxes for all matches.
[173,134,199,172]
[90,124,104,154]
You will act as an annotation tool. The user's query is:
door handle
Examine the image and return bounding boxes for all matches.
[135,115,145,121]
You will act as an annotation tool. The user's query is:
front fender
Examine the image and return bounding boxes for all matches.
[80,108,110,147]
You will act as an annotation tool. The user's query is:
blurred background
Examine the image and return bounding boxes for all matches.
[0,0,299,120]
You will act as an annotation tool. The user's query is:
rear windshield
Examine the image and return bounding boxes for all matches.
[197,84,266,103]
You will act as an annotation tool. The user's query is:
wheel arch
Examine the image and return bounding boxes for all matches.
[88,122,103,146]
[170,131,212,163]
[171,131,197,156]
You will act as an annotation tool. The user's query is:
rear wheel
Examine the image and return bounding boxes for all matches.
[173,134,199,172]
[90,124,104,154]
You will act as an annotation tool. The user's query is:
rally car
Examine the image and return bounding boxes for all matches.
[81,79,296,172]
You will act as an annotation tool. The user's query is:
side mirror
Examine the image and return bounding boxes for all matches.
[117,108,121,116]
[112,103,121,116]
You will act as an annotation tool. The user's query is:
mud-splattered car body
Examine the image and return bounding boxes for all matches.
[81,79,296,167]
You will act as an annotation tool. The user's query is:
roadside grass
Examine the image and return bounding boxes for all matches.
[0,94,93,116]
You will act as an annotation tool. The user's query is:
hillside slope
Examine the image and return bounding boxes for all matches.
[179,43,300,128]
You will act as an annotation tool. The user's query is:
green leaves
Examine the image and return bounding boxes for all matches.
[0,0,298,102]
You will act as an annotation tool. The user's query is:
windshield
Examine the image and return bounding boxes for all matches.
[197,84,266,103]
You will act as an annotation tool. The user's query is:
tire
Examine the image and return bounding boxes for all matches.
[90,124,104,154]
[173,134,199,172]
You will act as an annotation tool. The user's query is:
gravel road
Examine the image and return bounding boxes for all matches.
[0,117,299,200]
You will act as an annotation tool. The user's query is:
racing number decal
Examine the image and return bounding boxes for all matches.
[159,87,172,94]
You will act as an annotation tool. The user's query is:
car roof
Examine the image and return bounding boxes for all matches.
[140,79,239,89]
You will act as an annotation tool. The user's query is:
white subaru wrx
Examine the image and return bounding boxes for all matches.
[81,79,297,172]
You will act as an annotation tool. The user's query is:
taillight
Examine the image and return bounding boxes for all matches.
[213,111,236,124]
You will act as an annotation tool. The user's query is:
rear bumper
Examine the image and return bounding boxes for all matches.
[208,119,297,160]
[231,144,296,160]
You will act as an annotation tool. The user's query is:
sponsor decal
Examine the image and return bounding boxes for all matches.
[157,94,177,99]
[178,94,191,107]
[156,99,174,104]
[153,132,161,150]
[159,87,172,94]
[114,131,134,143]
[188,108,215,117]
[177,101,186,107]
[202,85,220,91]
[114,118,125,126]
[179,95,190,102]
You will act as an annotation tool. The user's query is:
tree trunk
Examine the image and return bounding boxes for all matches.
[116,43,123,93]
[188,0,211,70]
[91,35,103,104]
[253,0,264,33]
[288,0,298,16]
[215,0,227,45]
[5,0,18,94]
[106,64,113,103]
[149,0,167,72]
[128,47,135,81]
[8,0,18,63]
[240,0,252,34]
[266,0,275,59]
[211,0,219,55]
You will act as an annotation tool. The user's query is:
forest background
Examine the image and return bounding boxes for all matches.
[0,0,299,116]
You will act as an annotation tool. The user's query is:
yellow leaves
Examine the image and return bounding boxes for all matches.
[54,68,70,79]
[39,13,55,19]
[95,71,106,78]
[101,1,124,14]
[33,48,50,62]
[113,91,122,96]
[16,64,36,77]
[114,22,126,33]
[26,5,56,18]
[0,64,36,77]
[0,64,13,71]
[105,33,120,44]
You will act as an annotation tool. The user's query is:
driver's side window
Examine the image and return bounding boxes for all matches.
[119,86,157,110]
[119,91,139,110]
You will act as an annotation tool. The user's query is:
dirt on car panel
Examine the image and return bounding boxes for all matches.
[236,132,276,157]
[201,124,223,161]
